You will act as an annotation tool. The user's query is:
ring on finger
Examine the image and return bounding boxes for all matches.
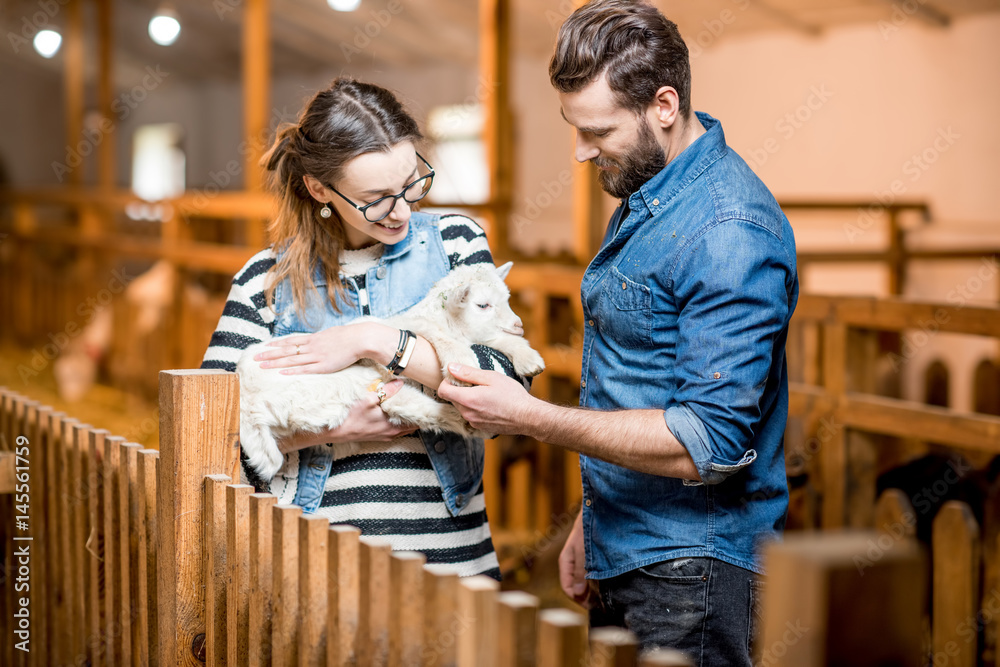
[375,381,387,405]
[295,344,301,355]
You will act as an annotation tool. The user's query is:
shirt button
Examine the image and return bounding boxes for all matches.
[713,372,721,379]
[622,282,627,290]
[652,198,660,206]
[581,379,587,388]
[455,494,465,506]
[585,499,592,507]
[434,441,446,453]
[309,463,325,471]
[588,319,595,327]
[376,266,387,279]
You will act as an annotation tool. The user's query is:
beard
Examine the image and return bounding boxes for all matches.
[594,119,667,200]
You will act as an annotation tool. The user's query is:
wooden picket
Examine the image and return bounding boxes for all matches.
[3,372,1000,666]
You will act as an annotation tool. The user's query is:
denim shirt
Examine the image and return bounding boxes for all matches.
[579,112,798,578]
[271,212,484,517]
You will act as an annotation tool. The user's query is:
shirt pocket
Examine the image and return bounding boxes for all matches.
[598,265,653,350]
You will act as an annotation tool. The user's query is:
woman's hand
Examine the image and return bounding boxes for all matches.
[255,322,397,375]
[277,379,418,453]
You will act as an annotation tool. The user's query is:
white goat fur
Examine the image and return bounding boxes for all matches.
[236,262,545,481]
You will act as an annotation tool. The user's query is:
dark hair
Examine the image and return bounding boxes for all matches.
[260,78,422,318]
[549,0,691,117]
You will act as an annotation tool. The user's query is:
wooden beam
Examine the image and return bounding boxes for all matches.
[572,160,604,265]
[839,393,1000,452]
[96,0,115,190]
[64,0,85,186]
[479,0,513,258]
[242,0,270,195]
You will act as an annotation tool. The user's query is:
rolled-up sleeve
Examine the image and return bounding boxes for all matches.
[663,219,794,485]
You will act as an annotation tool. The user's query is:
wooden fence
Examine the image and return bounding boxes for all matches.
[0,372,707,667]
[758,487,1000,667]
[1,371,996,665]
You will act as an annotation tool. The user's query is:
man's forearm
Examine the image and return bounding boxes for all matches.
[525,401,700,480]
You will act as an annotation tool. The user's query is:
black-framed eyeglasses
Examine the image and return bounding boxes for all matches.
[327,152,435,223]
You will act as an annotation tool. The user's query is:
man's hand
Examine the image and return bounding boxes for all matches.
[559,511,595,608]
[436,363,542,436]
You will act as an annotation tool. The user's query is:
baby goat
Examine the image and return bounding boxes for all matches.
[237,262,544,481]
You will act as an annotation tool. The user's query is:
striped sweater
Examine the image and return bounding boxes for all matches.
[201,215,513,579]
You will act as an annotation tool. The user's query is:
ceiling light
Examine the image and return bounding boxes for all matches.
[327,0,362,11]
[149,7,181,46]
[33,29,62,58]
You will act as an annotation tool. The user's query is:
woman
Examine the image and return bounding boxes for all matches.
[201,78,529,580]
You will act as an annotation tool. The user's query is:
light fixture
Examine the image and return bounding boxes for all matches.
[327,0,361,11]
[33,29,62,58]
[149,6,181,46]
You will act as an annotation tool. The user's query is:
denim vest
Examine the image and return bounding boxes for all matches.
[271,212,484,516]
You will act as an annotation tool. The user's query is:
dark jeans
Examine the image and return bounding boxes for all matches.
[589,557,763,667]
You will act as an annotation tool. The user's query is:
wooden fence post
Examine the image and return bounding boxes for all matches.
[537,608,587,667]
[137,448,160,667]
[588,627,639,667]
[875,488,916,540]
[761,530,924,666]
[271,504,302,667]
[637,649,694,667]
[205,474,231,667]
[389,551,426,667]
[328,525,361,667]
[496,591,539,667]
[422,565,459,667]
[457,575,500,667]
[227,483,254,667]
[299,514,330,666]
[248,493,278,667]
[820,322,848,528]
[358,536,393,666]
[933,501,981,667]
[157,370,241,667]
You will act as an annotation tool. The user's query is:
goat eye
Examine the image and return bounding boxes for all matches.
[477,303,490,309]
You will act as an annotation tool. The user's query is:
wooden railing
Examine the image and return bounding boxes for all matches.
[0,374,711,667]
[1,376,993,665]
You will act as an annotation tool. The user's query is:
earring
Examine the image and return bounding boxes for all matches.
[319,203,332,219]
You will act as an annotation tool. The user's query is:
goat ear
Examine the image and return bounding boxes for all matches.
[454,285,471,304]
[495,261,513,280]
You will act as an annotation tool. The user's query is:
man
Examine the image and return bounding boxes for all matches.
[437,1,798,664]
